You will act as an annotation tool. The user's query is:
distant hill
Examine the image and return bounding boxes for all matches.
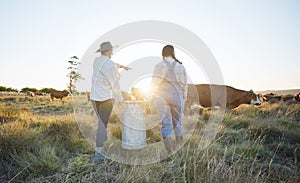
[257,89,300,95]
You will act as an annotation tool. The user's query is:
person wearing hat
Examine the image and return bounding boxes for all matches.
[151,45,187,157]
[90,41,129,163]
[95,42,131,71]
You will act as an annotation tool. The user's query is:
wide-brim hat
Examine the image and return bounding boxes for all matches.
[96,41,118,52]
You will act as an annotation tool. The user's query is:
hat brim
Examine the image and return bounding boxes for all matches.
[96,45,119,53]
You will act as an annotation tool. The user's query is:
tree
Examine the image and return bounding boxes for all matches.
[67,56,83,94]
[40,88,53,94]
[0,86,18,92]
[5,87,18,92]
[0,86,6,92]
[21,87,37,93]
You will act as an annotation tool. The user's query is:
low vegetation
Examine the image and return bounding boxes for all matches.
[0,93,299,182]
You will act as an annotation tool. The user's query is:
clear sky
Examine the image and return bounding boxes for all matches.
[0,0,299,91]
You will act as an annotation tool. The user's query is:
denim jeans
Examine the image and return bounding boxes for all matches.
[91,99,114,147]
[155,84,183,138]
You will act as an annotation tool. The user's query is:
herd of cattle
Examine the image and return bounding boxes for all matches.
[24,89,70,100]
[262,92,300,102]
[20,85,300,112]
[129,84,300,113]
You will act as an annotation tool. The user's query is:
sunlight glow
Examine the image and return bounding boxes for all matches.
[133,78,152,97]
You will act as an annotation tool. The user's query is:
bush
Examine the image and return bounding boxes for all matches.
[0,86,6,92]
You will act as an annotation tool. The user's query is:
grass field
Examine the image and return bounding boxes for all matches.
[0,93,299,182]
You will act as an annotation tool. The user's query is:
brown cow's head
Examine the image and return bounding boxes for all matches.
[257,93,265,103]
[63,90,70,97]
[247,90,261,105]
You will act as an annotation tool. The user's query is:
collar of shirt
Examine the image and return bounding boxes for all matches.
[165,57,175,63]
[100,55,110,60]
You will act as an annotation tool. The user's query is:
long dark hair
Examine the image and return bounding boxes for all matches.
[162,45,182,64]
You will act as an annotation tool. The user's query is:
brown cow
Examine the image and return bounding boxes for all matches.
[282,94,294,101]
[26,91,35,97]
[185,84,261,112]
[50,89,69,100]
[263,93,282,102]
[35,92,44,96]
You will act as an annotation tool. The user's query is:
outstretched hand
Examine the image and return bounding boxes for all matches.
[123,66,132,71]
[119,64,132,71]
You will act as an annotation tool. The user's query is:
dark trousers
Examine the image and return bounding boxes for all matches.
[91,99,114,147]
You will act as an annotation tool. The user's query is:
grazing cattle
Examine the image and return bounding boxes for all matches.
[35,92,44,96]
[185,84,261,112]
[282,94,294,101]
[50,89,69,100]
[295,92,300,102]
[131,87,146,101]
[26,91,35,97]
[263,93,282,102]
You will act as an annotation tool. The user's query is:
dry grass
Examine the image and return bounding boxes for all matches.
[0,93,299,182]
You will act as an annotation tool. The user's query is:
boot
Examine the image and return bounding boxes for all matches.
[163,137,173,154]
[176,136,183,147]
[93,147,109,164]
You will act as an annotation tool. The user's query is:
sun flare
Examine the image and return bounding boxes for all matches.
[133,78,152,96]
[140,85,152,95]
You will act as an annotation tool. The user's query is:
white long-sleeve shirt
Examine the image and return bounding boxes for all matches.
[90,55,123,102]
[151,57,188,100]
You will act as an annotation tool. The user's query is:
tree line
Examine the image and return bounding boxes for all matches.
[0,86,53,94]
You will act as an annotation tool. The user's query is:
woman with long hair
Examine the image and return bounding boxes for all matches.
[151,45,187,156]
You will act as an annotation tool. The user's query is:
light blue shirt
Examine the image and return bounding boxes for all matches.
[151,57,188,100]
